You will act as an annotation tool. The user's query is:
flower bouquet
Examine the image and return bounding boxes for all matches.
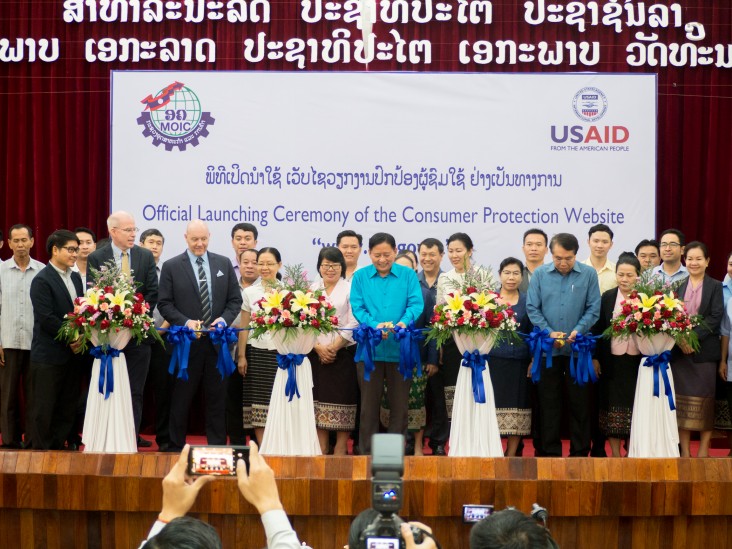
[604,272,700,457]
[429,267,510,457]
[251,265,337,456]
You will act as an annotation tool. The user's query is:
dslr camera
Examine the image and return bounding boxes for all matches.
[357,434,425,549]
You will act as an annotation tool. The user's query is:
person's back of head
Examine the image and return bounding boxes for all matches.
[469,509,555,549]
[144,517,223,549]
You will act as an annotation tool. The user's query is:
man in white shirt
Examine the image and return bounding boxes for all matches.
[652,228,689,284]
[518,228,549,294]
[230,222,258,269]
[337,230,363,281]
[581,223,617,295]
[0,224,44,448]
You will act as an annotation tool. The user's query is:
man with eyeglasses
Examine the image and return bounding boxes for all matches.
[0,224,44,448]
[88,211,159,448]
[527,233,600,457]
[652,228,689,284]
[28,230,85,449]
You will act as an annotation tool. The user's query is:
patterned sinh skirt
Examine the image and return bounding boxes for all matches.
[487,356,532,436]
[310,347,358,431]
[599,353,640,438]
[242,345,278,429]
[672,354,716,432]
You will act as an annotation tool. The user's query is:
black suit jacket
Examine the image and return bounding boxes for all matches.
[158,251,242,328]
[591,287,620,368]
[29,264,83,365]
[673,275,724,363]
[88,244,158,312]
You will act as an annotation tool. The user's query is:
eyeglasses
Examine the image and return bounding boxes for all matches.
[320,263,342,271]
[659,242,681,248]
[61,246,79,254]
[114,227,139,234]
[257,262,278,268]
[501,270,522,277]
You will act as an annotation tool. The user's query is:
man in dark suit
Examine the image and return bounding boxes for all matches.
[87,211,158,447]
[158,220,243,451]
[29,230,84,450]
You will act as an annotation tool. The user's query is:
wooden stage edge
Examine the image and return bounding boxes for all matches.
[2,452,732,549]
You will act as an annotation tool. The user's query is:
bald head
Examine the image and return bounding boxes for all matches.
[185,219,210,257]
[108,211,137,250]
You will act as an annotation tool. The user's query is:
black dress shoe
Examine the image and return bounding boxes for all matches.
[65,443,80,451]
[157,443,170,452]
[432,445,447,456]
[137,436,153,448]
[404,443,415,456]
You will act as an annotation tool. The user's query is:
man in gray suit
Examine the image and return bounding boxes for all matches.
[87,211,158,447]
[158,220,242,451]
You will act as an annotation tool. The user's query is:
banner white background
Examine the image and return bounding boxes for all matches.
[112,72,656,273]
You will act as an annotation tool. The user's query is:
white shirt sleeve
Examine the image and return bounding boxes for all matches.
[138,520,167,548]
[261,509,304,549]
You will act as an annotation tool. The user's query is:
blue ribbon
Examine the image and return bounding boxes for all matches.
[393,322,424,380]
[353,325,383,382]
[643,351,675,410]
[461,350,489,404]
[210,323,239,380]
[276,353,306,401]
[521,327,555,383]
[166,325,197,381]
[90,345,121,400]
[569,333,599,386]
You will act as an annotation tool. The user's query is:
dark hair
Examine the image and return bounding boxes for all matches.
[660,228,685,246]
[140,228,164,244]
[447,232,474,251]
[348,509,380,549]
[143,517,223,549]
[368,232,396,250]
[549,233,579,254]
[74,226,97,242]
[237,247,258,263]
[46,230,79,256]
[0,228,3,240]
[523,228,548,246]
[499,256,525,273]
[231,222,258,240]
[96,237,111,249]
[616,252,642,275]
[684,240,709,259]
[317,246,346,278]
[419,237,444,254]
[257,247,281,263]
[337,229,363,247]
[588,223,614,240]
[395,251,416,270]
[469,509,554,549]
[8,224,33,239]
[634,239,659,256]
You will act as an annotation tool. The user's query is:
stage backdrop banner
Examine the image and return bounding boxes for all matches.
[111,72,656,271]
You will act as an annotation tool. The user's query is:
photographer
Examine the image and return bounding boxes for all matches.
[140,442,303,549]
[347,509,438,549]
[469,509,559,549]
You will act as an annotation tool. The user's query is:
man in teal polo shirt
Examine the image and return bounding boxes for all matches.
[350,233,424,455]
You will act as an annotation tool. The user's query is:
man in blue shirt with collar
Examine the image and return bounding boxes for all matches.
[527,233,600,457]
[350,233,424,455]
[652,228,689,285]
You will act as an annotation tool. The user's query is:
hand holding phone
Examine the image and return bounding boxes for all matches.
[187,445,249,476]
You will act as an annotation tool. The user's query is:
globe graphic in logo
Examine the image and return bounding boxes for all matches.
[149,86,202,137]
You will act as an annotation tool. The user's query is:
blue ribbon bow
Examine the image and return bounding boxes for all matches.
[569,333,599,386]
[276,352,306,401]
[166,325,197,381]
[210,323,239,380]
[521,327,555,383]
[353,325,383,382]
[643,351,675,410]
[90,345,121,400]
[461,350,489,403]
[393,322,424,380]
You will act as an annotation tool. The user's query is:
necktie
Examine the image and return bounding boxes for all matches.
[196,257,212,326]
[121,251,130,276]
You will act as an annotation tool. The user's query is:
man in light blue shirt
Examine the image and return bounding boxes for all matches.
[350,232,423,454]
[651,228,689,285]
[527,233,600,457]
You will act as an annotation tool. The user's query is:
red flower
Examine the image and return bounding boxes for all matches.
[654,290,663,296]
[123,319,133,328]
[132,303,143,315]
[643,318,652,326]
[113,305,121,313]
[256,317,265,325]
[462,299,472,310]
[135,293,144,301]
[457,317,465,326]
[331,316,339,326]
[311,319,320,328]
[466,286,478,294]
[613,324,622,332]
[271,308,280,316]
[104,286,114,293]
[318,295,326,302]
[505,308,514,317]
[89,320,96,327]
[100,319,110,329]
[75,316,85,327]
[628,322,638,332]
[654,320,663,329]
[662,309,672,318]
[283,318,293,327]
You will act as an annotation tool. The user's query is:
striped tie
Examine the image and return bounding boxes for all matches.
[196,257,212,327]
[121,251,130,276]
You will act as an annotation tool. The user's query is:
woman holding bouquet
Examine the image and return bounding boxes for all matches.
[238,247,282,445]
[309,247,358,455]
[591,253,642,457]
[671,241,723,457]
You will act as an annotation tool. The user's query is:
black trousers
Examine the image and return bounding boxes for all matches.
[123,342,152,436]
[537,356,591,457]
[169,338,227,451]
[225,368,246,445]
[425,367,449,447]
[147,339,174,448]
[29,358,81,450]
[0,349,32,446]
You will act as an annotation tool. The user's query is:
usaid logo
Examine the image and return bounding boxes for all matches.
[550,87,629,148]
[572,87,607,122]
